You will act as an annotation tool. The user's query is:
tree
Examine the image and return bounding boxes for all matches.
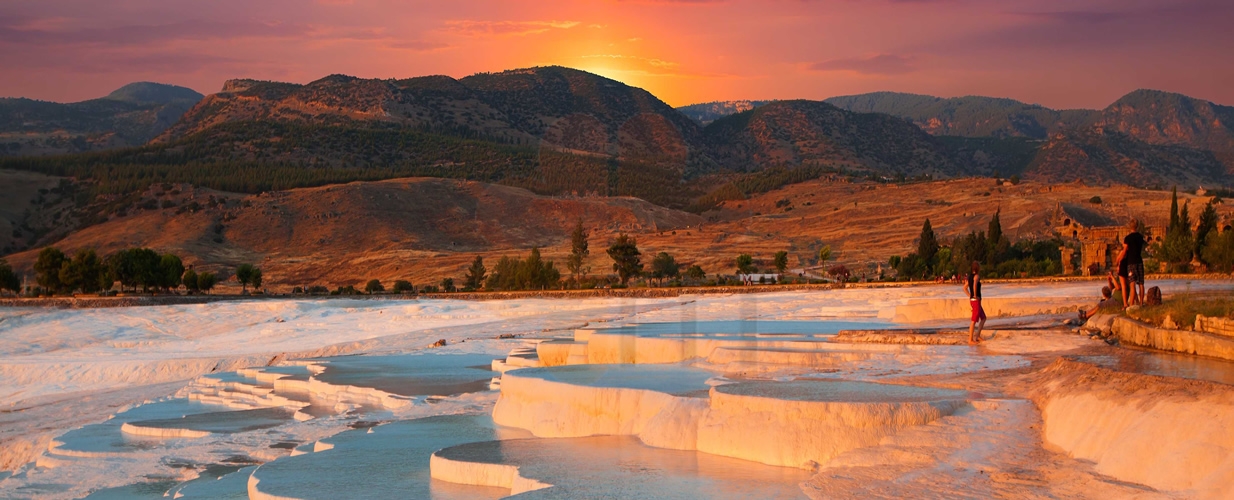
[251,268,263,290]
[1159,200,1194,269]
[818,246,833,264]
[236,264,256,292]
[365,279,384,294]
[1168,186,1180,231]
[464,256,486,290]
[34,247,66,293]
[159,254,184,291]
[773,251,789,274]
[60,248,104,294]
[567,220,589,280]
[440,277,456,292]
[197,272,217,294]
[1202,229,1234,273]
[607,234,643,285]
[392,280,414,293]
[183,268,199,293]
[0,258,20,295]
[828,264,851,282]
[1195,199,1219,264]
[650,252,679,285]
[986,210,1010,266]
[686,264,705,280]
[735,254,756,275]
[917,219,939,264]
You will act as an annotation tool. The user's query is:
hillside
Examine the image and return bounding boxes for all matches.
[6,177,1228,291]
[0,83,203,157]
[824,92,1095,139]
[1089,89,1234,175]
[703,100,965,177]
[1,177,704,287]
[676,100,776,126]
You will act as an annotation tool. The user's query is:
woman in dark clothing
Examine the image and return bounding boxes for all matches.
[964,261,985,344]
[1116,219,1147,308]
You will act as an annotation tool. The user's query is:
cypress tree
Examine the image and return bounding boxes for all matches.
[917,219,939,264]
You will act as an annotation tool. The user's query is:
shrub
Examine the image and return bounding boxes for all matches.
[365,279,384,294]
[392,280,414,293]
[1089,196,1102,204]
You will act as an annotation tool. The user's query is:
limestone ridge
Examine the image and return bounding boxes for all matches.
[0,83,204,157]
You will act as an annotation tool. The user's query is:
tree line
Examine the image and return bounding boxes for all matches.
[15,245,263,296]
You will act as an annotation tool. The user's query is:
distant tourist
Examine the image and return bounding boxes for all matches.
[964,261,986,344]
[1115,219,1147,308]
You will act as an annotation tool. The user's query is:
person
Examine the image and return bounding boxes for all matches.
[964,261,986,344]
[1079,285,1121,321]
[1115,219,1147,308]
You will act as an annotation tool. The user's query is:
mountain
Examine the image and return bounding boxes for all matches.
[676,100,775,126]
[823,92,1096,139]
[161,67,704,170]
[1088,89,1234,175]
[1024,127,1227,187]
[703,100,965,177]
[0,83,203,157]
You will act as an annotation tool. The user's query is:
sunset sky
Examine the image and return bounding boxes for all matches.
[2,0,1232,109]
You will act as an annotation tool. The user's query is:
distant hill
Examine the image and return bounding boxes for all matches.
[823,92,1096,139]
[703,100,966,177]
[824,90,1234,187]
[0,83,203,156]
[676,100,776,126]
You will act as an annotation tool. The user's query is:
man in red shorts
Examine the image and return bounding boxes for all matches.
[964,261,986,344]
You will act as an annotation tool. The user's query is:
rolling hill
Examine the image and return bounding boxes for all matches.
[0,83,203,157]
[676,100,776,126]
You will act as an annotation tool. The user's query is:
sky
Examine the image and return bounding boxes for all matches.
[1,0,1232,109]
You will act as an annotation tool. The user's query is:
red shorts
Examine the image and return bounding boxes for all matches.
[970,299,986,322]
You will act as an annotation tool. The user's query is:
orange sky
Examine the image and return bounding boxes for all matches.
[2,0,1233,109]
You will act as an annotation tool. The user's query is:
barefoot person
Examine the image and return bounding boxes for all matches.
[1079,285,1121,321]
[1115,219,1147,308]
[964,261,986,344]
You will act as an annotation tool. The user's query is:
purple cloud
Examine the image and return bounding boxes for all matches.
[808,54,916,75]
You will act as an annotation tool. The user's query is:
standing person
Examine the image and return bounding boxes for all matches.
[1115,220,1147,308]
[964,261,986,344]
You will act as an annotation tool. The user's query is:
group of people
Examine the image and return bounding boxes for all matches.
[968,219,1150,344]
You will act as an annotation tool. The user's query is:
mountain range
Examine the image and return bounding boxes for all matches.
[0,83,203,156]
[1,68,1233,258]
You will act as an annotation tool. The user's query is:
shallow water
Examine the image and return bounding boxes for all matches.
[436,435,811,499]
[715,379,976,403]
[1070,349,1234,386]
[593,319,888,337]
[250,414,526,500]
[508,364,716,395]
[311,353,499,397]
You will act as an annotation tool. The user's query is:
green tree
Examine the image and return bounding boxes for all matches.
[197,272,217,294]
[607,234,643,286]
[183,268,199,293]
[60,248,104,294]
[685,264,705,280]
[1168,186,1180,230]
[251,268,263,290]
[34,247,66,293]
[735,254,756,275]
[1195,199,1219,264]
[650,252,679,285]
[1201,229,1234,273]
[440,277,456,292]
[0,258,20,295]
[159,254,184,291]
[236,264,256,292]
[818,246,833,265]
[986,210,1010,266]
[1159,201,1194,270]
[567,220,589,280]
[773,251,789,274]
[392,280,414,293]
[917,219,939,264]
[464,255,486,290]
[365,279,384,294]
